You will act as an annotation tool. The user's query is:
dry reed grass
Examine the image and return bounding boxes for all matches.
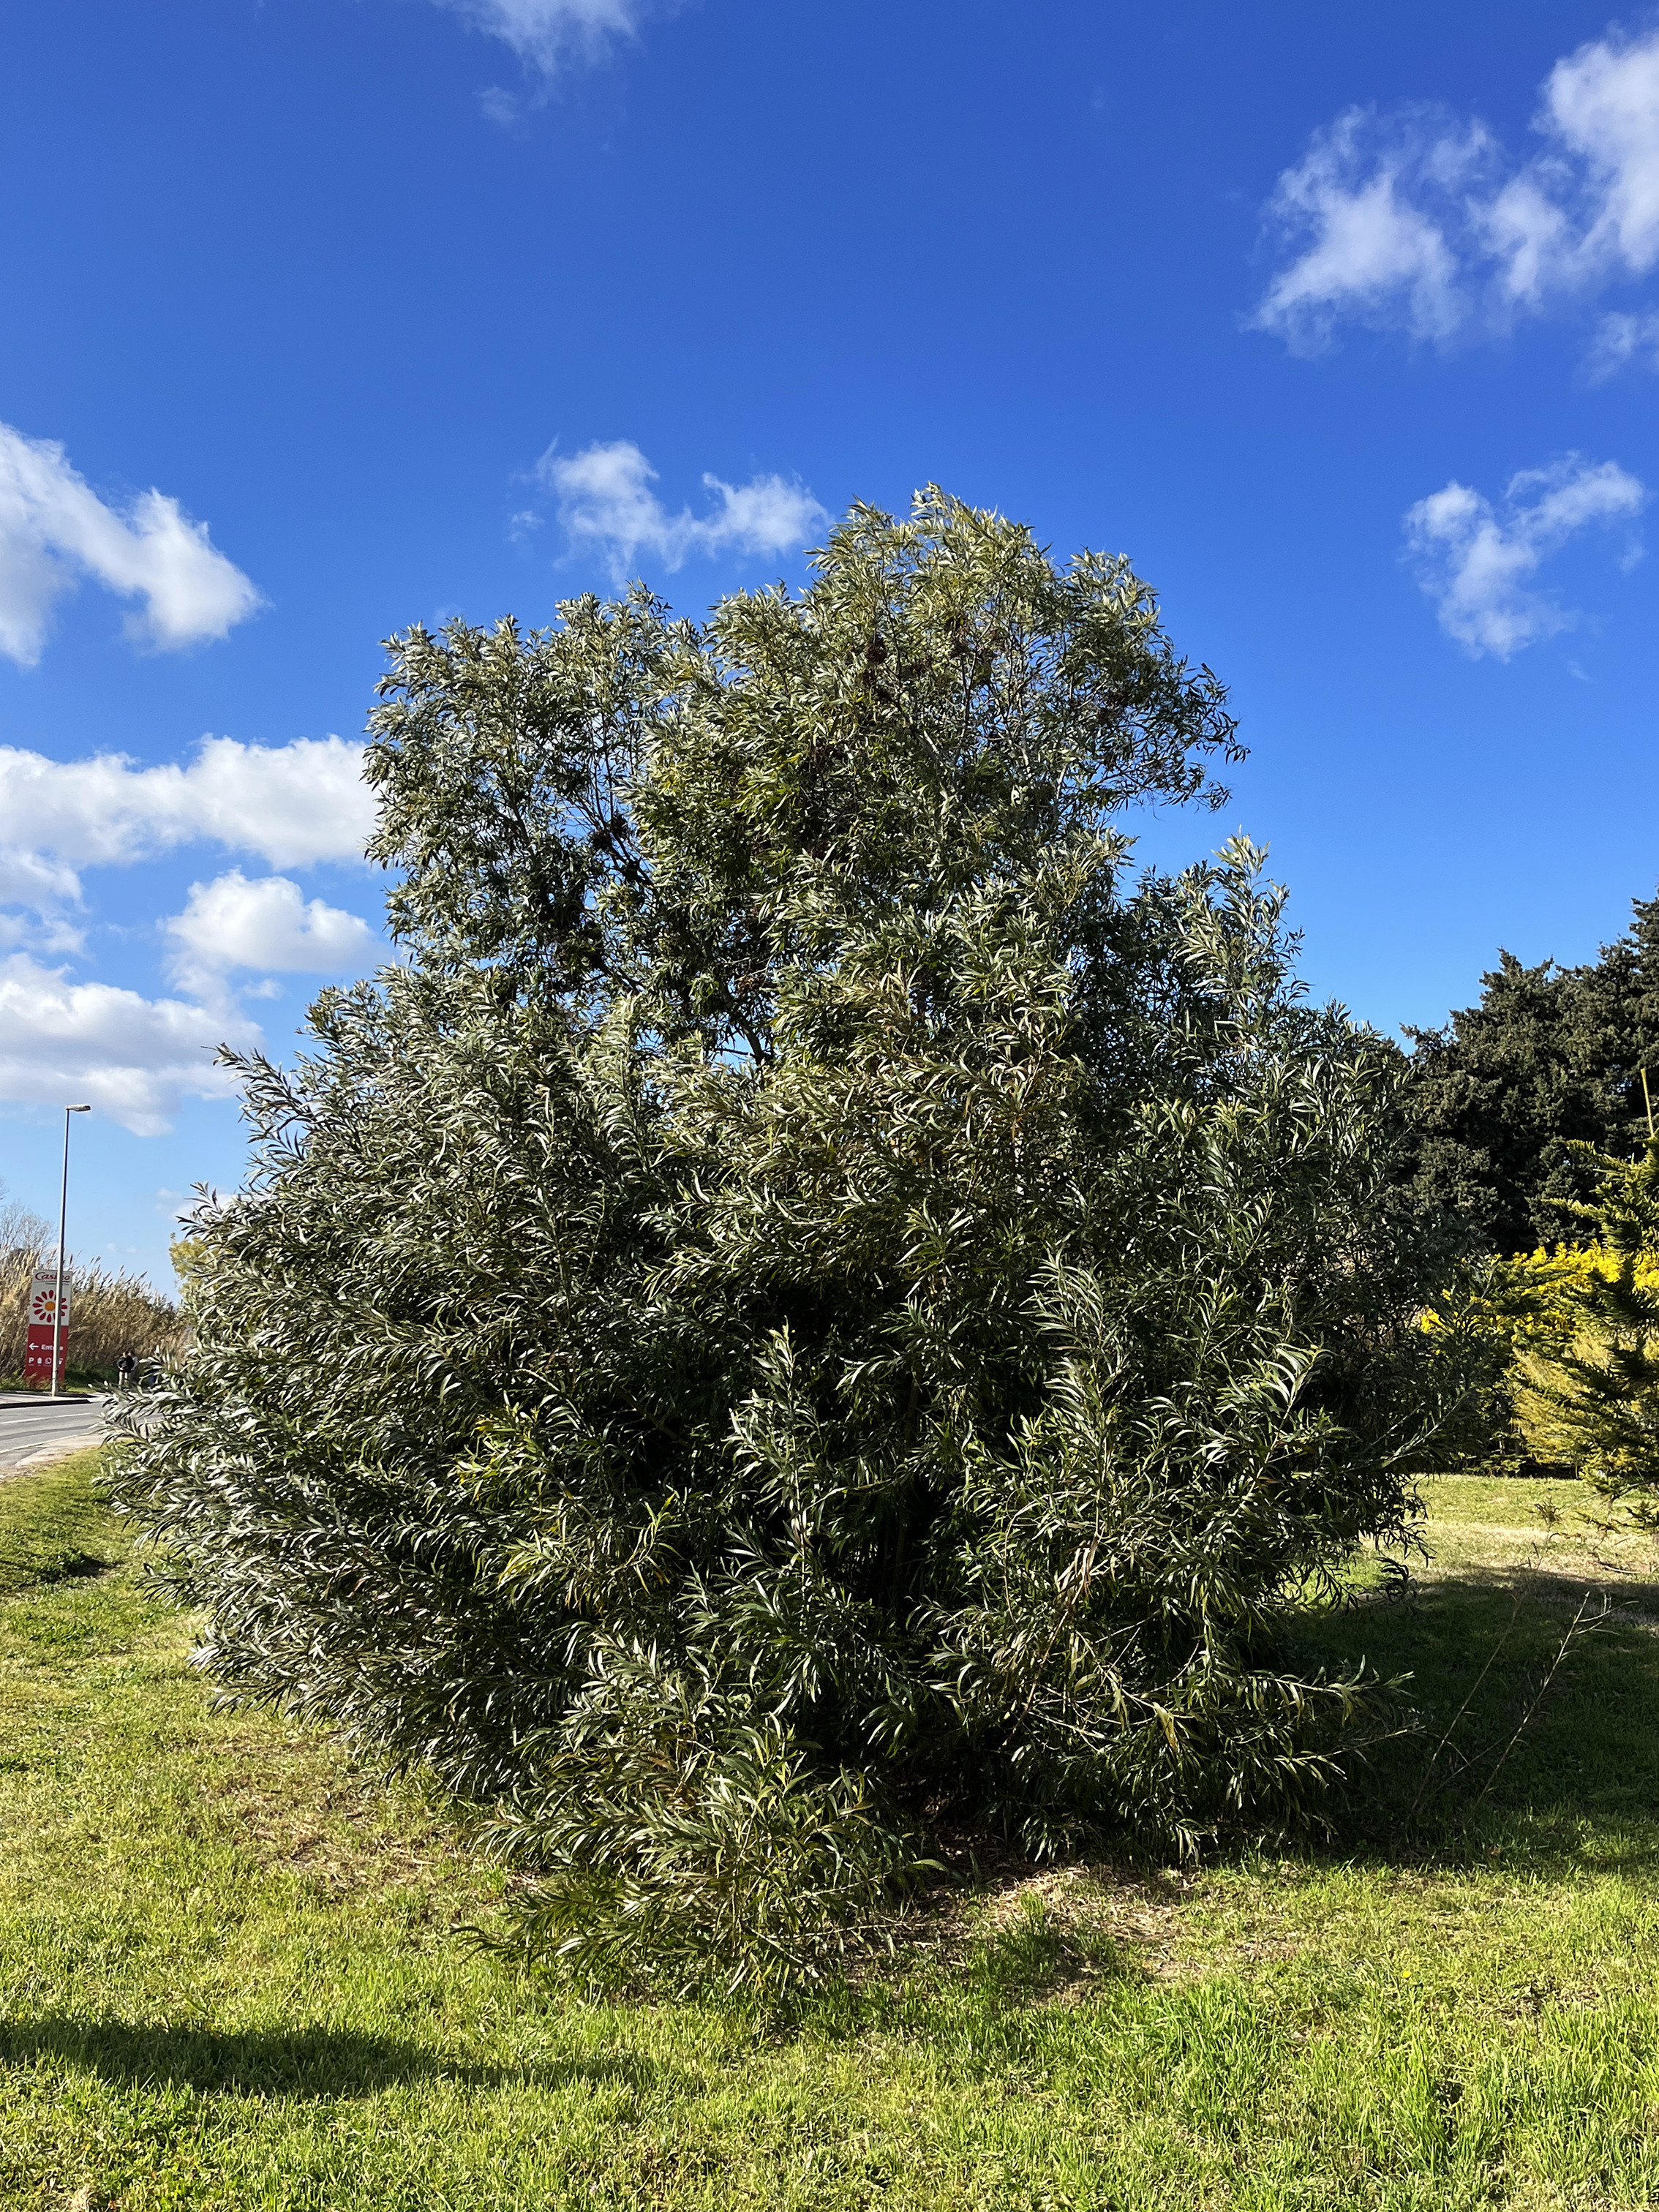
[0,1239,182,1380]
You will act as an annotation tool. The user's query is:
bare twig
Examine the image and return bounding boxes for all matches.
[1407,1592,1522,1821]
[1470,1593,1606,1812]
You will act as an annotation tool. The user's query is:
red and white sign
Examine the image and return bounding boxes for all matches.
[27,1269,69,1328]
[23,1266,69,1388]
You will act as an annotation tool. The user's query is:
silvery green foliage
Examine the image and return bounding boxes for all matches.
[110,493,1461,1995]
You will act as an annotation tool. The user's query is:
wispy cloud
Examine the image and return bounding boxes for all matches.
[434,0,644,67]
[0,423,261,666]
[1404,454,1647,658]
[1254,26,1659,361]
[428,0,663,107]
[1586,305,1659,378]
[1252,109,1482,353]
[539,440,828,582]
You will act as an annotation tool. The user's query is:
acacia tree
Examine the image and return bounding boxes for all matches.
[1511,1137,1659,1505]
[112,493,1466,1993]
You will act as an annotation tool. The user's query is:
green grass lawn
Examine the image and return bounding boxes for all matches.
[4,1454,1659,2211]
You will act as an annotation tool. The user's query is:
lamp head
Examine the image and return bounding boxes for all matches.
[66,1104,90,1113]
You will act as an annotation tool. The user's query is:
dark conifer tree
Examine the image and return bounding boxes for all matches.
[1402,898,1659,1257]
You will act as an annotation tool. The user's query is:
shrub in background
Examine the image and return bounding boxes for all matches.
[1505,1140,1659,1509]
[111,492,1472,1994]
[1416,1156,1659,1485]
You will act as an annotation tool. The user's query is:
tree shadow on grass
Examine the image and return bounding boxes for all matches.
[0,2017,658,2099]
[1295,1557,1659,1869]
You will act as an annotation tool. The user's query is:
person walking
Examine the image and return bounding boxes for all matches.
[116,1351,136,1392]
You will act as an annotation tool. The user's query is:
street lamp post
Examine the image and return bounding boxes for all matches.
[50,1105,91,1400]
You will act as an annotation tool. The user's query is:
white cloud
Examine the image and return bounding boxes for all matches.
[541,440,828,581]
[165,871,375,993]
[1251,109,1478,352]
[0,952,256,1136]
[1546,28,1659,278]
[0,903,83,955]
[0,736,375,911]
[1254,27,1659,353]
[0,742,378,1135]
[0,423,261,666]
[430,0,651,76]
[1585,305,1659,377]
[1404,454,1647,658]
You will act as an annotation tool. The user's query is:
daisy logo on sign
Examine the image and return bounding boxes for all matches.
[23,1267,70,1387]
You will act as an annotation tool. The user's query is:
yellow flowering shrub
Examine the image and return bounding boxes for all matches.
[1421,1241,1659,1475]
[1421,1138,1659,1496]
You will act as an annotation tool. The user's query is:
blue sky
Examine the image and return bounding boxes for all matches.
[3,0,1659,1288]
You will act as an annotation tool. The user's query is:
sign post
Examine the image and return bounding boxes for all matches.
[49,1105,91,1398]
[23,1268,69,1391]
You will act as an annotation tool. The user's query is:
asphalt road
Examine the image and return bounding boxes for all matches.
[0,1396,108,1464]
